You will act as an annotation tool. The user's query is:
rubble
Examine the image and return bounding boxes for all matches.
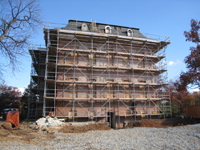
[27,124,40,130]
[35,116,64,127]
[2,122,12,130]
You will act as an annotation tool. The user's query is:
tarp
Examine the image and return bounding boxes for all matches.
[6,111,20,128]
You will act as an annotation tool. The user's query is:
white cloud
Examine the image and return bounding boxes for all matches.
[168,61,174,66]
[168,60,182,66]
[18,88,25,94]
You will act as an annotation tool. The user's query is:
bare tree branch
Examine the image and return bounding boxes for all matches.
[0,0,42,78]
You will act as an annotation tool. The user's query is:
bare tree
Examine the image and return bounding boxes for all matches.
[0,0,41,75]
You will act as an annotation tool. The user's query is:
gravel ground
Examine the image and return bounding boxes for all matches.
[0,124,200,150]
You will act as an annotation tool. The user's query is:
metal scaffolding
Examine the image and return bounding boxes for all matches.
[28,20,171,128]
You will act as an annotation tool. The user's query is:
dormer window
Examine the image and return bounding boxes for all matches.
[127,29,133,37]
[82,23,88,31]
[105,26,111,34]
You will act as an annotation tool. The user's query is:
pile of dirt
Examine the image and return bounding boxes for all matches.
[125,118,200,128]
[139,120,170,128]
[0,117,56,143]
[161,118,200,127]
[59,125,89,133]
[0,123,55,143]
[58,123,111,133]
[88,123,110,130]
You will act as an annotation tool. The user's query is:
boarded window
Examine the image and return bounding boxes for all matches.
[140,91,147,98]
[107,86,113,98]
[106,55,112,66]
[123,80,130,98]
[88,84,93,98]
[70,52,78,64]
[107,79,114,98]
[138,58,145,68]
[123,57,129,67]
[88,54,96,65]
[69,84,76,98]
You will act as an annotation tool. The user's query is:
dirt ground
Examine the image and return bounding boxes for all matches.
[124,118,200,128]
[0,118,200,144]
[0,119,111,144]
[138,118,200,128]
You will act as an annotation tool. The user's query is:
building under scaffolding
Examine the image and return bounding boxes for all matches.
[28,20,171,128]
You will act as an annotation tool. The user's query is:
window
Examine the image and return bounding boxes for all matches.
[127,29,133,37]
[82,23,88,31]
[105,26,111,34]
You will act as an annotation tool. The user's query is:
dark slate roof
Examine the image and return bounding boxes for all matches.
[63,20,146,38]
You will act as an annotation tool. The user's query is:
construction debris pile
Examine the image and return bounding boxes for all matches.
[36,116,64,127]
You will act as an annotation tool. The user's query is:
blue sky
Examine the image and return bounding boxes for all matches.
[3,0,200,93]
